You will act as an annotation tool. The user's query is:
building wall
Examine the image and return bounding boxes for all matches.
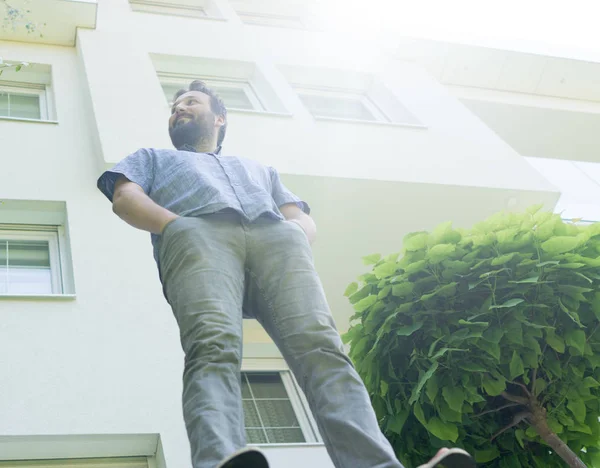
[0,1,564,467]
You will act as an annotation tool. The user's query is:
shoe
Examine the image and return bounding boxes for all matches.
[216,447,269,468]
[418,448,476,468]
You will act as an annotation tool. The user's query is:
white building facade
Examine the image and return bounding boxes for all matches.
[0,1,598,467]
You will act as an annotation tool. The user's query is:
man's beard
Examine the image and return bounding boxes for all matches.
[169,115,215,150]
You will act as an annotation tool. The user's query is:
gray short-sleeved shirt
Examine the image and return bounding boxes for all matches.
[97,146,310,264]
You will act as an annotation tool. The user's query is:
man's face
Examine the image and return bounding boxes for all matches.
[168,90,221,149]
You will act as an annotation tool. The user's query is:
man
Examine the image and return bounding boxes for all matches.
[97,81,473,468]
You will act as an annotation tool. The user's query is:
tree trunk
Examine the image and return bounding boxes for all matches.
[528,402,587,468]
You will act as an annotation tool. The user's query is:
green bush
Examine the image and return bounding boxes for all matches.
[343,206,600,468]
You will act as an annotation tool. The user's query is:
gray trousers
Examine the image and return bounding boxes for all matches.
[158,213,403,468]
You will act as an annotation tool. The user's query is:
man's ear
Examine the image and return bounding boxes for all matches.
[215,114,225,128]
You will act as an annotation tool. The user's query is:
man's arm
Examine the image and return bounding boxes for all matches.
[280,203,317,244]
[112,176,179,235]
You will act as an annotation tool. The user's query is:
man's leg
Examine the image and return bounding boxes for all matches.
[159,215,247,468]
[245,219,404,468]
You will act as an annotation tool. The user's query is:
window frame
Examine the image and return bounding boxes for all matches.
[0,225,66,296]
[242,370,321,444]
[0,457,150,468]
[160,75,266,112]
[294,85,391,123]
[0,82,48,121]
[129,0,209,19]
[236,11,306,29]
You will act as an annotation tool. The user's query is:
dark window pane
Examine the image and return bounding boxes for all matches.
[256,399,299,427]
[245,428,268,444]
[246,373,288,398]
[299,93,376,121]
[265,428,305,443]
[243,400,262,427]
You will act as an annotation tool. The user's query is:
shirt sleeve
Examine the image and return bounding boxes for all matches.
[97,148,155,202]
[269,166,310,215]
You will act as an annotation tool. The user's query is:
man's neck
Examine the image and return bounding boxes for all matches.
[194,138,218,153]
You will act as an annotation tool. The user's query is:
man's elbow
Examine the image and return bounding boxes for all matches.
[111,191,130,217]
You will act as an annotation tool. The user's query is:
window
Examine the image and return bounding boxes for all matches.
[0,82,47,120]
[0,458,149,468]
[230,0,314,29]
[242,371,317,444]
[152,55,288,115]
[129,0,222,18]
[296,87,387,122]
[280,65,423,126]
[0,227,64,295]
[161,78,264,111]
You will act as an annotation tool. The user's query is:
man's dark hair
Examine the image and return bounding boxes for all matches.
[173,80,228,147]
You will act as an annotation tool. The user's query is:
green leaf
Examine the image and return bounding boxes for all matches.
[380,380,388,397]
[477,340,501,361]
[557,263,586,269]
[567,398,586,423]
[431,347,465,360]
[482,375,506,396]
[490,298,524,309]
[362,253,381,265]
[426,373,439,402]
[413,401,427,426]
[391,282,413,297]
[458,319,489,328]
[572,423,592,434]
[475,447,501,463]
[354,295,377,313]
[537,260,560,267]
[558,298,584,327]
[533,378,547,396]
[425,417,458,442]
[527,203,544,215]
[523,334,542,356]
[387,409,409,435]
[509,351,525,379]
[374,262,397,279]
[409,362,439,405]
[403,232,428,251]
[427,244,456,264]
[397,321,424,337]
[509,276,540,284]
[344,282,358,297]
[404,260,428,275]
[591,293,600,321]
[458,361,488,372]
[377,285,391,299]
[541,236,581,254]
[545,329,565,353]
[483,327,504,343]
[515,429,525,449]
[442,386,465,413]
[491,253,516,266]
[565,329,586,356]
[583,376,600,388]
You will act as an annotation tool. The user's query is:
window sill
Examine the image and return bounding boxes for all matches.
[0,294,76,301]
[0,116,58,124]
[132,10,227,22]
[313,115,427,129]
[249,442,325,448]
[229,109,293,118]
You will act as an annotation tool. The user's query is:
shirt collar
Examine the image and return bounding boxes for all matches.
[180,144,222,155]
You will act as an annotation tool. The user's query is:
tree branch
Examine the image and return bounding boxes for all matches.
[501,391,529,405]
[490,411,531,441]
[509,380,532,397]
[473,402,521,418]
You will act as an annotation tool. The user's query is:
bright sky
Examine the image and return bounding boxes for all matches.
[317,0,600,59]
